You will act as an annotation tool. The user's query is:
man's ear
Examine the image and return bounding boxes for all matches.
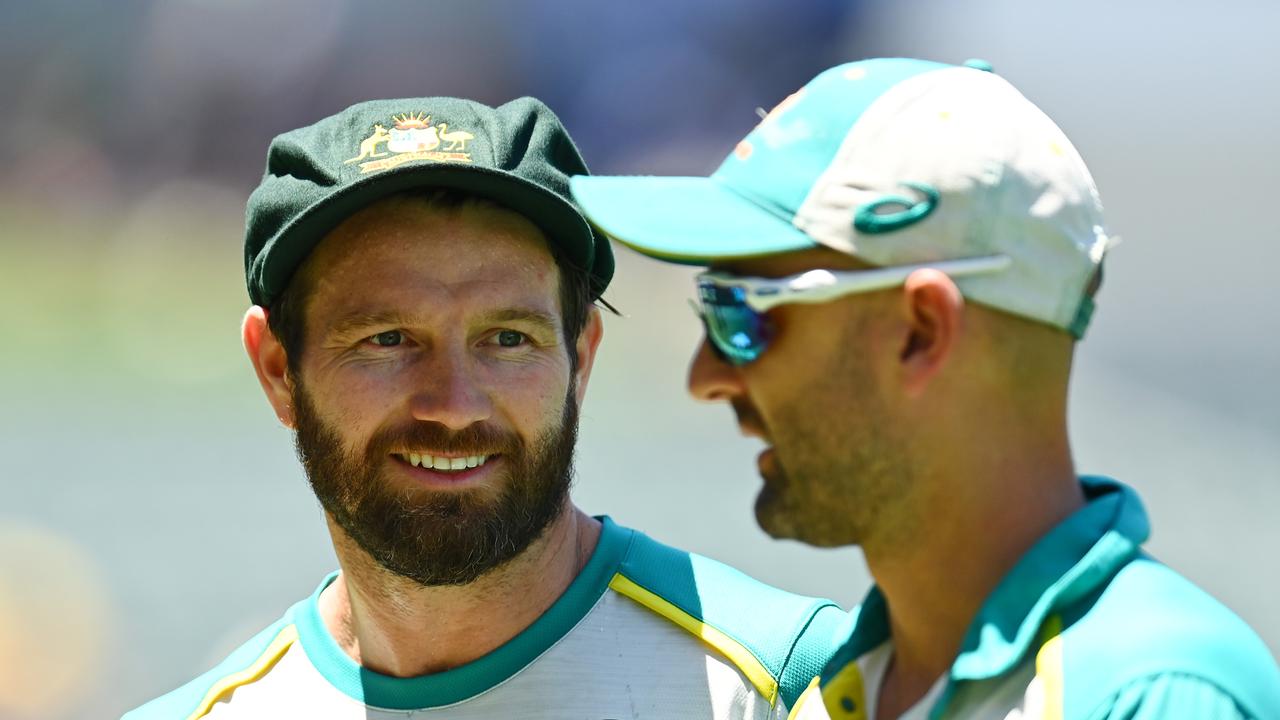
[571,307,605,407]
[898,269,964,397]
[242,306,295,428]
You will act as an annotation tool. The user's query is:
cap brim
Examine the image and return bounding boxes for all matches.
[570,175,816,265]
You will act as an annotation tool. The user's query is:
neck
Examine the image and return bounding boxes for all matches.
[864,424,1083,699]
[318,504,601,677]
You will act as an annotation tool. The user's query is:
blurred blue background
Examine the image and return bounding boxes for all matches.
[1,1,1277,717]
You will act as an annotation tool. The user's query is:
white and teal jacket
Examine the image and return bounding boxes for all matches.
[790,477,1280,720]
[124,517,847,719]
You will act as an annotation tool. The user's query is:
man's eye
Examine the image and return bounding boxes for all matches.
[369,331,403,347]
[495,330,526,348]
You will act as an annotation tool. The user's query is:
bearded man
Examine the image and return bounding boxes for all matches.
[124,97,845,719]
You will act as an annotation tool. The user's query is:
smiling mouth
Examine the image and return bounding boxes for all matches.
[392,452,494,472]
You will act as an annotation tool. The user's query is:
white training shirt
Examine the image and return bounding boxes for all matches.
[125,517,846,719]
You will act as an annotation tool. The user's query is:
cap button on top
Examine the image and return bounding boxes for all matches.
[963,58,994,72]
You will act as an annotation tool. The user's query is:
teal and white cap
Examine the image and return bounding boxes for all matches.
[570,58,1112,338]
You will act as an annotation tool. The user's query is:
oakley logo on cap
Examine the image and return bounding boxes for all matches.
[853,182,939,234]
[345,111,476,174]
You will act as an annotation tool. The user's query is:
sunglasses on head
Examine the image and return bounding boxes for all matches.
[693,255,1012,366]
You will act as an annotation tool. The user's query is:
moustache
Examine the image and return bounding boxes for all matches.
[730,399,768,440]
[365,421,521,460]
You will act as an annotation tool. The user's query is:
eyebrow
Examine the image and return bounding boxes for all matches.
[326,307,560,338]
[478,308,560,332]
[327,311,407,338]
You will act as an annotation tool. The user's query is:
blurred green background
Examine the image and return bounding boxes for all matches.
[1,1,1277,717]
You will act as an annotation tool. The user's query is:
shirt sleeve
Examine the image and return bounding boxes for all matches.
[1088,673,1253,720]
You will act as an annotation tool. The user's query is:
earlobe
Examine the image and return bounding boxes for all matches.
[899,269,964,397]
[242,306,296,428]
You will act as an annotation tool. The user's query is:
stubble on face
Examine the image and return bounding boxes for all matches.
[750,310,914,549]
[290,377,580,587]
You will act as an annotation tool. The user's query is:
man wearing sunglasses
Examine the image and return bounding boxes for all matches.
[572,58,1280,719]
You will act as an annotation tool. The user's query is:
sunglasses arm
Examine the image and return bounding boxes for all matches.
[741,256,1013,312]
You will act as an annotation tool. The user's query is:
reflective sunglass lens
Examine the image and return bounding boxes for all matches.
[696,282,771,365]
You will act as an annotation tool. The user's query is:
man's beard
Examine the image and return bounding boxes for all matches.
[755,396,905,549]
[749,322,912,550]
[291,380,579,587]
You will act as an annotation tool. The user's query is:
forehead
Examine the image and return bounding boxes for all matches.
[710,245,871,278]
[301,196,559,318]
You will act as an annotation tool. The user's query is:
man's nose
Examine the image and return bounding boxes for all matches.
[408,348,494,431]
[687,337,746,403]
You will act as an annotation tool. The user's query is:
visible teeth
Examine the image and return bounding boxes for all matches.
[405,453,491,471]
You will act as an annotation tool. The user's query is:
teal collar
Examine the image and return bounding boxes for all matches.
[293,515,634,710]
[831,477,1149,682]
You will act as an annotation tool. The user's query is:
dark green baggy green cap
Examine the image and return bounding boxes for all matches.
[244,96,614,307]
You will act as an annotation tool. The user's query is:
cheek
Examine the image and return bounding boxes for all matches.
[753,370,819,438]
[749,334,862,445]
[745,313,833,409]
[299,366,400,440]
[485,364,573,432]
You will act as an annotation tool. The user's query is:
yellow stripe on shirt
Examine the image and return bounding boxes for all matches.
[608,572,780,707]
[187,623,298,719]
[1035,614,1065,720]
[787,676,822,720]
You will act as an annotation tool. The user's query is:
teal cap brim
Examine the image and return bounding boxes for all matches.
[570,175,817,266]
